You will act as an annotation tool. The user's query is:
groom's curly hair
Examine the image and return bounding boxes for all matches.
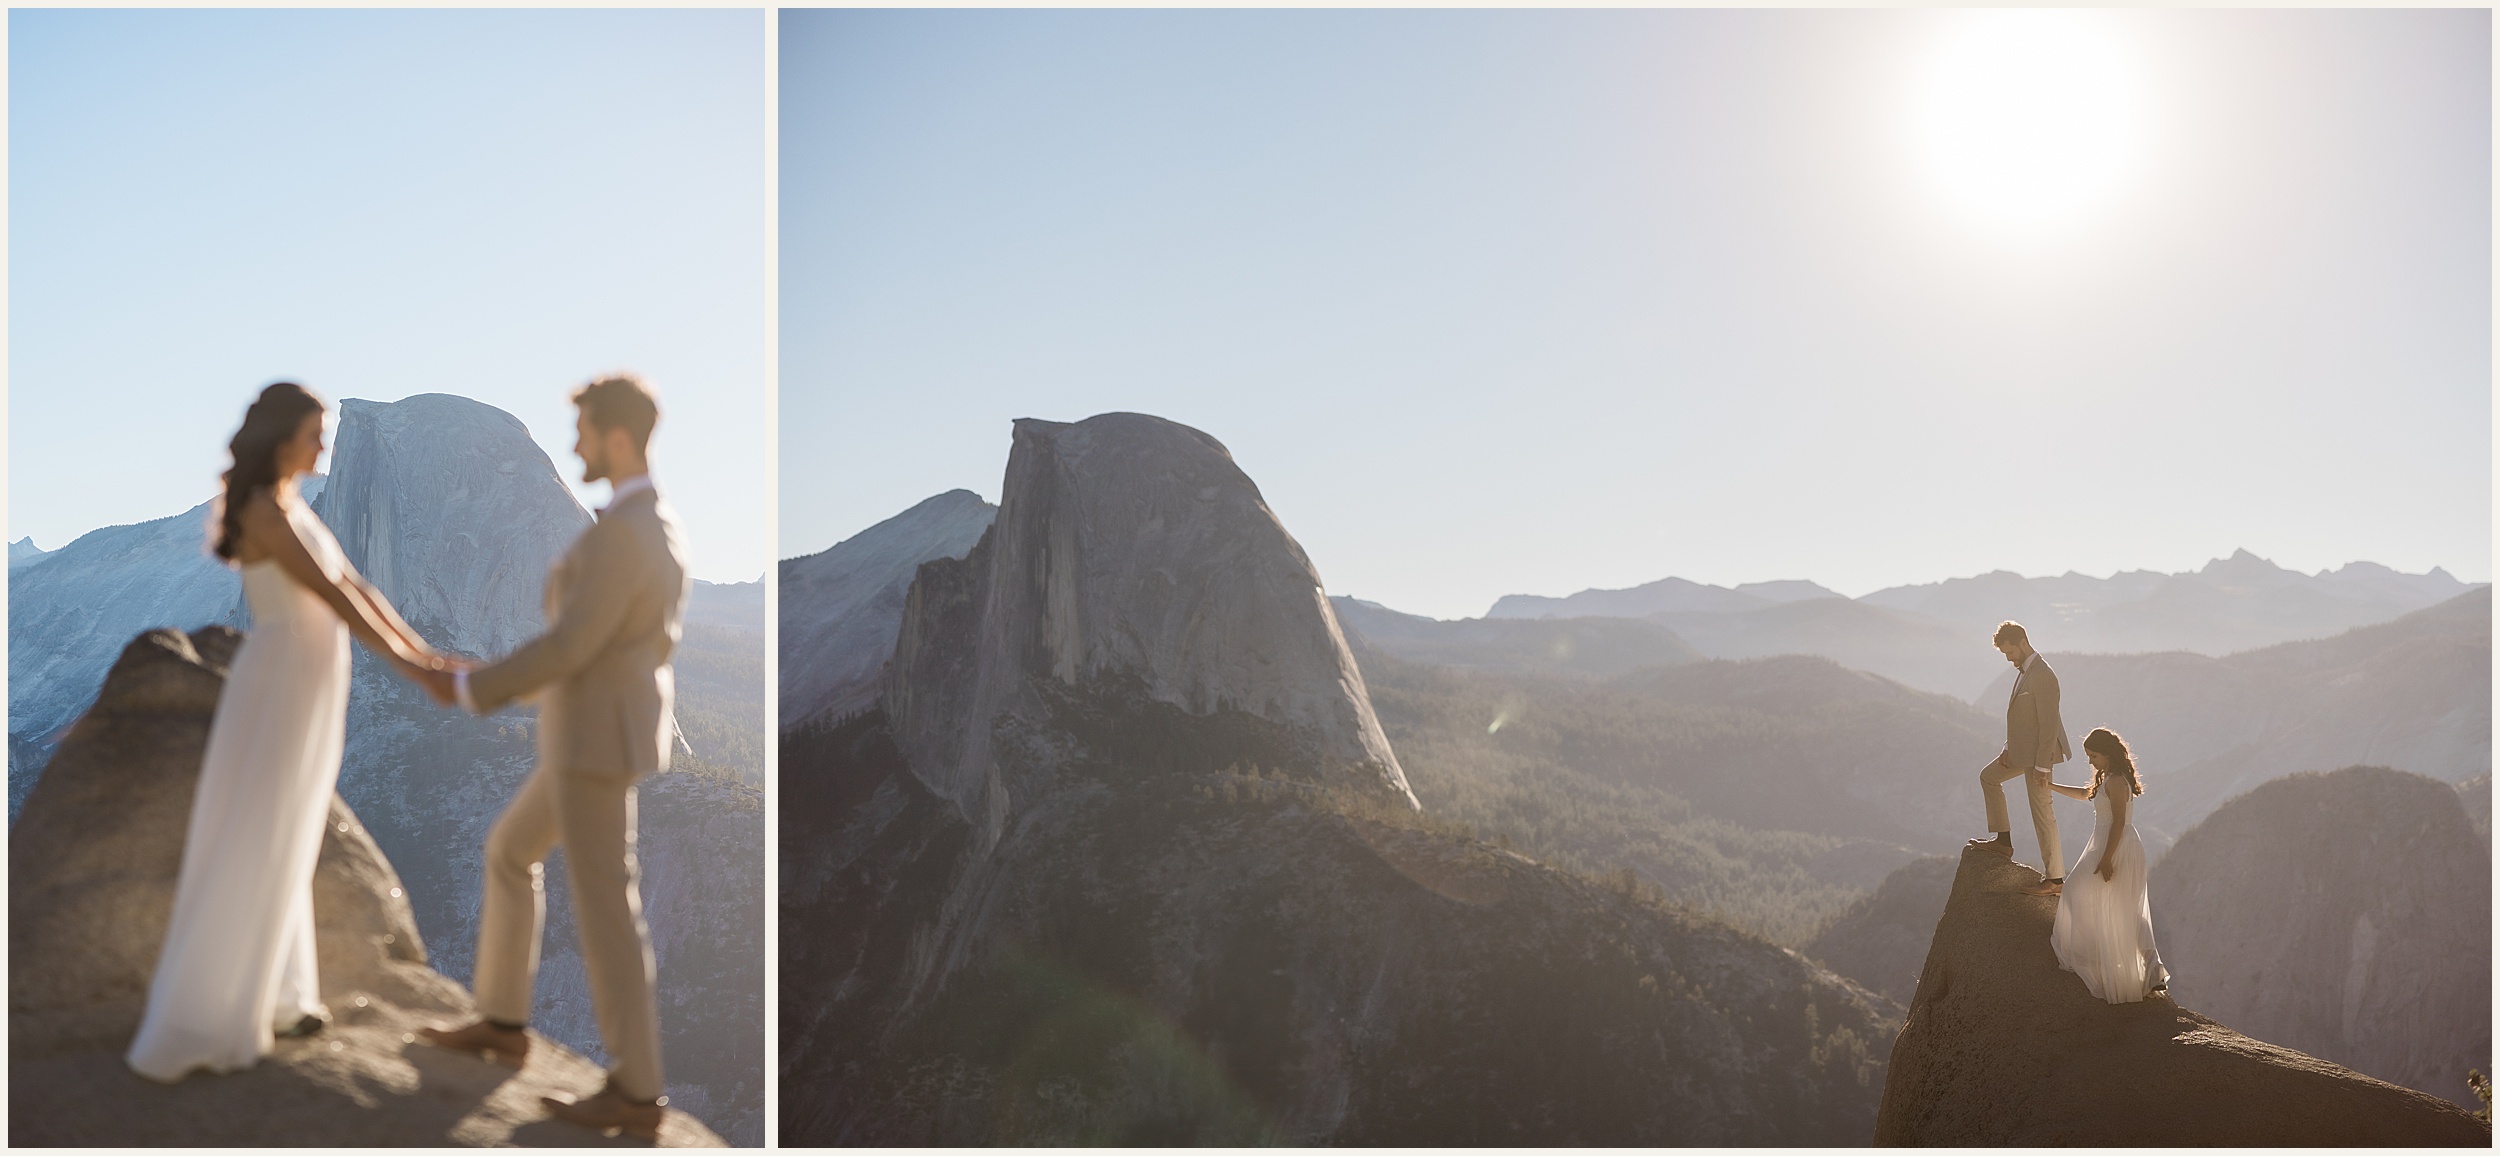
[574,374,659,452]
[2082,727,2144,798]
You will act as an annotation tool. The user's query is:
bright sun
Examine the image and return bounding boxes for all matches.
[1913,11,2144,235]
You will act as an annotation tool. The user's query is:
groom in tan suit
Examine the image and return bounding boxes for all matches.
[415,375,689,1139]
[1967,620,2072,897]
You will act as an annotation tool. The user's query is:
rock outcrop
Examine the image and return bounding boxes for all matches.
[8,475,327,821]
[782,414,1894,1145]
[884,414,1417,835]
[10,394,767,1144]
[1874,846,2485,1145]
[1804,856,1956,1007]
[2151,766,2491,1107]
[8,627,723,1145]
[778,488,995,733]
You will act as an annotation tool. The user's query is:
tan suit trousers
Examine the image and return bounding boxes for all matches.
[473,765,663,1101]
[1981,758,2065,880]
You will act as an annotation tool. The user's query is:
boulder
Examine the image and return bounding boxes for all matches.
[1874,846,2485,1145]
[8,627,723,1146]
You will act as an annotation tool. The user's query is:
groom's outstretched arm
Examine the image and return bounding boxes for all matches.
[466,522,641,714]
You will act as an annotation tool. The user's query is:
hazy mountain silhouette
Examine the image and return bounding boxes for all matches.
[1486,550,2481,700]
[2152,766,2490,1108]
[1491,575,1841,619]
[1332,596,1701,678]
[1973,588,2491,857]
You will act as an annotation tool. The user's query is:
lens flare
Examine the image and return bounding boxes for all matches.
[1912,10,2144,235]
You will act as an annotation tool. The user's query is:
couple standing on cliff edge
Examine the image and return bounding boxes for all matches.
[124,375,688,1140]
[1966,620,2173,1005]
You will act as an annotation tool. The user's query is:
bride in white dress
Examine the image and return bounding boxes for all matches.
[2046,727,2171,1005]
[126,382,456,1083]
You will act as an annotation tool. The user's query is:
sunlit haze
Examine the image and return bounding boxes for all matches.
[782,9,2489,620]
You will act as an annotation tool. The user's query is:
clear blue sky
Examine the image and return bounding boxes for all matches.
[781,9,2490,620]
[11,8,767,582]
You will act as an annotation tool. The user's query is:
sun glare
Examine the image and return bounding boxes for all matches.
[1912,11,2144,236]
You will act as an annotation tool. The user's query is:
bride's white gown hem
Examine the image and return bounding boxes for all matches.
[125,502,351,1083]
[2050,788,2170,1005]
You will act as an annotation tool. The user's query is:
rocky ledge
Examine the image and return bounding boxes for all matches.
[1874,846,2485,1145]
[8,627,723,1147]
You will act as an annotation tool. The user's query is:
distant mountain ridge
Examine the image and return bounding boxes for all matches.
[1491,576,1843,620]
[1973,587,2492,856]
[1482,550,2480,699]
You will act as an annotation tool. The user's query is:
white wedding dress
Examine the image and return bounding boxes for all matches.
[127,500,352,1081]
[2050,787,2170,1005]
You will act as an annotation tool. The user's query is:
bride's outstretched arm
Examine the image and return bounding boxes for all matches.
[2044,778,2092,801]
[239,492,436,670]
[334,555,446,666]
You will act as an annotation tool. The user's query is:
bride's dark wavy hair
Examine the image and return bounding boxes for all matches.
[2082,727,2144,799]
[212,382,326,562]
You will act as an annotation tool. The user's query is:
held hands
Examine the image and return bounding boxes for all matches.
[393,650,474,709]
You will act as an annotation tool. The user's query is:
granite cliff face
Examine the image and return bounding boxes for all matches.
[2151,767,2491,1107]
[782,415,1894,1144]
[316,394,590,658]
[8,394,764,1144]
[885,414,1417,835]
[778,488,995,733]
[8,628,722,1146]
[1874,847,2485,1145]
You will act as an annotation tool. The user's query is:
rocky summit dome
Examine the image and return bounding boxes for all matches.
[885,412,1416,838]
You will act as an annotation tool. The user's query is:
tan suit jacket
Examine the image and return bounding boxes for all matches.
[468,488,689,778]
[2005,654,2071,769]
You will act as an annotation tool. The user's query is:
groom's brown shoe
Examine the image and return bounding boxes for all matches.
[541,1080,667,1140]
[418,1019,532,1069]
